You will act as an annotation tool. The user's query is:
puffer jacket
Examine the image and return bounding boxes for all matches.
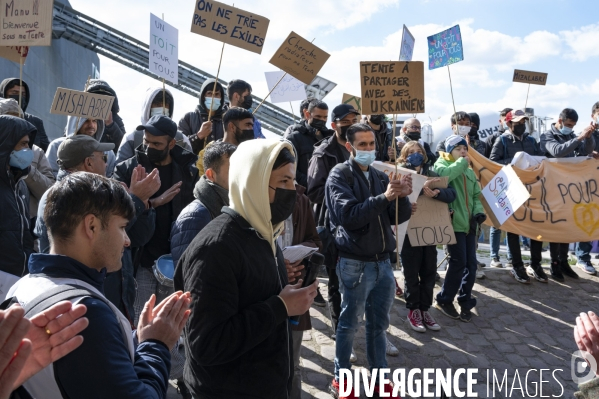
[178,79,226,154]
[86,79,126,152]
[541,123,595,158]
[0,78,49,152]
[286,119,333,187]
[0,115,36,277]
[433,152,485,234]
[490,131,540,164]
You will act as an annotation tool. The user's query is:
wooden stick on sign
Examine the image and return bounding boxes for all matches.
[524,83,531,110]
[447,65,460,137]
[162,14,166,115]
[18,51,23,110]
[74,76,92,134]
[392,114,401,269]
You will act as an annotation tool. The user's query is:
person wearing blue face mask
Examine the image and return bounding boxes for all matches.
[325,123,414,398]
[0,115,36,295]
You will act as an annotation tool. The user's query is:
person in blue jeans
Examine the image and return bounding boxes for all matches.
[325,123,413,398]
[489,227,512,267]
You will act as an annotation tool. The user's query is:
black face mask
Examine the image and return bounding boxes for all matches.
[269,186,296,225]
[309,119,326,132]
[146,146,169,164]
[469,126,478,136]
[7,94,27,110]
[241,95,253,110]
[406,132,421,141]
[512,124,526,136]
[338,125,350,141]
[235,125,254,143]
[369,115,384,125]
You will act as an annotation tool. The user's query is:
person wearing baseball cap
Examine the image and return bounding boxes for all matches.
[56,135,115,176]
[113,114,199,326]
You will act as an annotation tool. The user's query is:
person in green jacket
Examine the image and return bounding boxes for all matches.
[433,135,486,322]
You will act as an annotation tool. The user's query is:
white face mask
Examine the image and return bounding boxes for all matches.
[150,107,169,117]
[456,125,470,137]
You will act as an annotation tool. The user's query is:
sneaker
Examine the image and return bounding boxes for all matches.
[490,257,503,268]
[386,337,400,355]
[561,262,580,279]
[434,300,460,319]
[476,260,486,268]
[375,382,401,398]
[329,379,356,399]
[459,308,473,323]
[422,310,441,331]
[407,309,426,333]
[526,264,548,283]
[550,262,565,282]
[577,261,597,275]
[349,348,357,363]
[313,289,326,307]
[476,265,486,279]
[510,266,531,284]
[435,272,441,281]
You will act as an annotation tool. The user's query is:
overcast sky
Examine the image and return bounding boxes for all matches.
[70,0,599,136]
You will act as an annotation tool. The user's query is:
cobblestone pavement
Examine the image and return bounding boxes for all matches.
[169,246,599,398]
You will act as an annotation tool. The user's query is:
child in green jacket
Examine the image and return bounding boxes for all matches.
[433,135,486,322]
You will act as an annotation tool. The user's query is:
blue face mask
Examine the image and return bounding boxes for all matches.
[9,148,34,170]
[406,152,424,167]
[595,115,599,124]
[559,125,573,135]
[351,145,376,166]
[204,97,221,111]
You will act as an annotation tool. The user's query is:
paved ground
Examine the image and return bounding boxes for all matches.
[169,245,599,398]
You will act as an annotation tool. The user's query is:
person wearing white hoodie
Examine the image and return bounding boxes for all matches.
[174,139,318,398]
[116,87,191,165]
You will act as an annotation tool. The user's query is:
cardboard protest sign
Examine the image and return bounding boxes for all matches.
[407,177,456,246]
[0,45,27,63]
[264,71,306,103]
[190,0,269,54]
[399,25,415,62]
[359,61,425,115]
[427,25,463,70]
[342,93,362,114]
[512,69,548,86]
[469,146,599,243]
[371,161,429,249]
[150,14,178,84]
[50,88,115,121]
[269,32,330,85]
[481,165,530,226]
[0,0,54,46]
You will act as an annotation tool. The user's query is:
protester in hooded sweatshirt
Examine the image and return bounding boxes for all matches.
[466,113,489,156]
[287,99,333,187]
[485,107,513,158]
[8,172,191,399]
[117,88,191,165]
[541,108,597,278]
[175,140,317,398]
[228,79,265,139]
[195,107,254,176]
[0,78,49,152]
[46,116,115,178]
[284,99,311,139]
[0,99,54,239]
[0,116,36,300]
[363,114,395,162]
[86,79,126,151]
[396,117,437,165]
[490,110,547,285]
[171,141,236,266]
[179,78,227,155]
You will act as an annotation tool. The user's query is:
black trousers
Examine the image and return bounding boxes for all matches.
[549,243,570,266]
[326,265,341,332]
[506,233,542,268]
[400,239,437,311]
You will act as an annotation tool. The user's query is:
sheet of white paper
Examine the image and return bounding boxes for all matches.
[264,71,307,103]
[481,165,530,226]
[282,245,318,263]
[150,14,179,84]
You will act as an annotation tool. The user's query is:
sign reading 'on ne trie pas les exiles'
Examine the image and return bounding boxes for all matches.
[359,61,425,115]
[50,88,115,121]
[512,69,548,86]
[0,0,54,46]
[269,31,330,85]
[190,0,269,54]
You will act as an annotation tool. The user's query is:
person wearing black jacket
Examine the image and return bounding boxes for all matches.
[86,79,126,152]
[0,78,49,152]
[363,114,394,162]
[175,139,317,398]
[179,79,226,155]
[325,123,412,397]
[287,100,333,187]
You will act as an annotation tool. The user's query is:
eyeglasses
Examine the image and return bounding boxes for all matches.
[91,153,108,163]
[405,125,421,131]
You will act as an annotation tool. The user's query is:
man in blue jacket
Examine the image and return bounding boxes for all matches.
[8,172,191,399]
[325,123,413,397]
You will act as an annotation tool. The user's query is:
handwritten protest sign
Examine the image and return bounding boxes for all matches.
[0,0,54,46]
[190,0,269,54]
[407,177,456,246]
[469,147,599,243]
[359,61,425,115]
[150,14,178,84]
[264,71,306,103]
[50,88,115,121]
[481,165,531,226]
[269,31,330,85]
[399,25,415,62]
[342,93,362,114]
[427,25,463,70]
[512,69,548,86]
[371,161,429,249]
[0,45,27,63]
[305,75,336,101]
